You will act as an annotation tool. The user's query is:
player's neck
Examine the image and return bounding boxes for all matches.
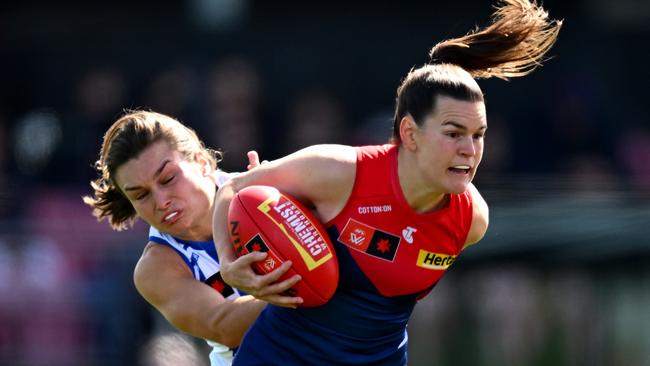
[397,150,448,213]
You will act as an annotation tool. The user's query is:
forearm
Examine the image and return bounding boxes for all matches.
[156,283,264,348]
[162,295,264,348]
[200,295,265,348]
[135,244,266,347]
[213,181,238,264]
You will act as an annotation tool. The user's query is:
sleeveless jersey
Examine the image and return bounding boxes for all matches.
[148,170,242,366]
[233,144,473,366]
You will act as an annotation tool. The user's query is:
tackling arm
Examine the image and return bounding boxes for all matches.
[133,243,265,348]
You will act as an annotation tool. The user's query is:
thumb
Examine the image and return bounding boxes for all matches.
[247,150,261,170]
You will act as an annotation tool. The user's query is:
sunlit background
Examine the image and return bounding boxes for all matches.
[1,0,649,365]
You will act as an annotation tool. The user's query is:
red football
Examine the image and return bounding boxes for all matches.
[227,185,339,307]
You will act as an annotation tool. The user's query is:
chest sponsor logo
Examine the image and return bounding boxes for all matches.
[416,249,456,270]
[402,226,417,244]
[357,204,392,215]
[338,219,400,262]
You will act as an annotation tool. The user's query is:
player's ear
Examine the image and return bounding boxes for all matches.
[194,152,212,176]
[399,114,418,152]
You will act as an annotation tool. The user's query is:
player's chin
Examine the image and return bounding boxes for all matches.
[447,186,468,195]
[162,220,191,238]
[445,180,471,194]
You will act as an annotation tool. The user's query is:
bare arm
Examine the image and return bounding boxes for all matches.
[212,144,357,307]
[464,183,489,248]
[133,243,265,348]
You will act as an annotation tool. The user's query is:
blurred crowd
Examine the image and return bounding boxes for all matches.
[1,1,649,365]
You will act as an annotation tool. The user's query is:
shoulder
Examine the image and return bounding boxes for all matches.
[287,144,357,199]
[289,145,358,187]
[231,144,357,201]
[148,225,166,241]
[357,143,397,159]
[463,183,489,247]
[306,143,395,163]
[288,144,357,165]
[134,242,192,301]
[225,144,358,221]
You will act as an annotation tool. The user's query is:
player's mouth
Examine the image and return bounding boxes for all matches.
[448,165,471,175]
[162,210,182,225]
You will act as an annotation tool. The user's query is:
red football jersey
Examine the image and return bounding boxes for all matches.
[326,143,473,297]
[233,144,476,365]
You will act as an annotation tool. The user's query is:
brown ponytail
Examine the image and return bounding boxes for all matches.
[428,0,562,79]
[392,0,562,143]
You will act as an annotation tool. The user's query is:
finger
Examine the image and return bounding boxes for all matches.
[229,254,292,289]
[221,252,268,288]
[260,294,304,308]
[247,150,260,170]
[235,251,268,267]
[257,260,294,285]
[257,274,302,297]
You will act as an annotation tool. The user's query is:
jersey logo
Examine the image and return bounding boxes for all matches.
[416,249,456,270]
[357,204,392,215]
[402,226,417,244]
[338,219,400,262]
[187,251,203,280]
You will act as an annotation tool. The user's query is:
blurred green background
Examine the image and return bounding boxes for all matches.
[0,1,649,365]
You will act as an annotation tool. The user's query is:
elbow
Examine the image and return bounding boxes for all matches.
[205,313,242,349]
[204,297,262,348]
[164,311,241,347]
[229,174,256,195]
[216,179,235,199]
[214,331,241,349]
[227,167,271,194]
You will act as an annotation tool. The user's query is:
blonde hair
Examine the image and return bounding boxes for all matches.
[83,110,221,230]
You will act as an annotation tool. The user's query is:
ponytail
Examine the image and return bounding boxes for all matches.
[392,0,562,143]
[429,0,562,79]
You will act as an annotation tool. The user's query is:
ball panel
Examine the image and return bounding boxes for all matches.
[229,192,289,276]
[228,185,339,307]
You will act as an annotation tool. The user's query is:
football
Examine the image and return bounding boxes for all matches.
[228,185,339,307]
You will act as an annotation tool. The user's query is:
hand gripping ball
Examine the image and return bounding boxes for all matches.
[228,185,339,307]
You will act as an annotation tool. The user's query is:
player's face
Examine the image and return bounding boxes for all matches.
[414,96,486,194]
[115,141,215,241]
